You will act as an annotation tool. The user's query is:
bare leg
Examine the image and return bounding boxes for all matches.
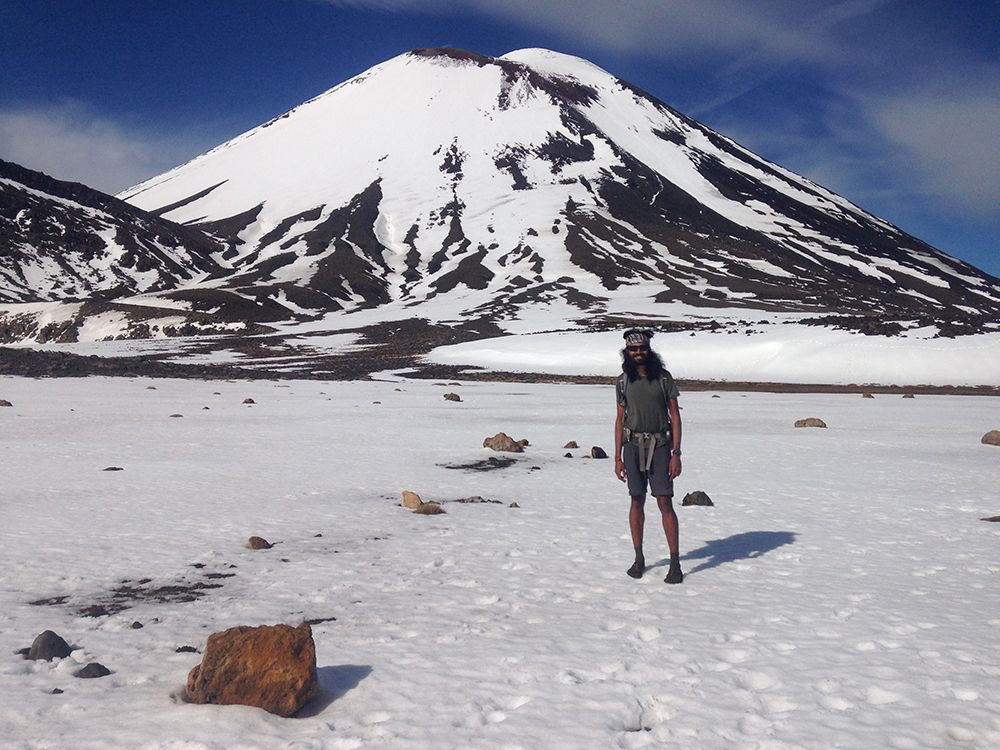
[656,495,683,584]
[655,495,679,556]
[627,495,646,578]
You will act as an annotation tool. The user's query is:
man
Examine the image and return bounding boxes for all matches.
[614,328,684,584]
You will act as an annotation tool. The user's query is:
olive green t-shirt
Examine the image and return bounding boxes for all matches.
[616,372,679,436]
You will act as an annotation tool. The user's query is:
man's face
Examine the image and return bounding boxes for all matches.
[627,343,649,363]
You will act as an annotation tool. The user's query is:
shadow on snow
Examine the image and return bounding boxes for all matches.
[297,664,373,716]
[671,530,798,576]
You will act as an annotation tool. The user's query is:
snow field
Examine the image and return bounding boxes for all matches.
[1,376,998,749]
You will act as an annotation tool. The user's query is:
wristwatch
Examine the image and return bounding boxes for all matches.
[672,449,682,456]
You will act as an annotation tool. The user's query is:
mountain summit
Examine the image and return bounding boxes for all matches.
[111,46,999,324]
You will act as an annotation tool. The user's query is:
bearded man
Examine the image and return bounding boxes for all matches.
[614,328,684,584]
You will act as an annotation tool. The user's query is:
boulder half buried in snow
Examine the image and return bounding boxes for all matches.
[186,623,317,717]
[981,430,1000,446]
[794,418,827,428]
[483,433,524,452]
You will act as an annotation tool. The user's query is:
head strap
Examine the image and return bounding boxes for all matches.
[623,328,653,345]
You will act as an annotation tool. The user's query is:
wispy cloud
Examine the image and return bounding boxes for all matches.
[0,101,210,194]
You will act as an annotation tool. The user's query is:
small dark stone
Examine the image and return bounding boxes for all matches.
[981,516,1000,522]
[15,647,30,657]
[0,399,13,407]
[78,605,111,618]
[443,393,462,402]
[175,645,199,653]
[169,413,184,418]
[590,446,608,459]
[247,536,272,550]
[28,630,73,661]
[243,398,256,404]
[564,452,573,458]
[50,688,64,694]
[74,662,111,679]
[304,616,337,625]
[682,490,714,507]
[314,533,323,537]
[131,621,144,629]
[509,502,520,508]
[102,466,124,472]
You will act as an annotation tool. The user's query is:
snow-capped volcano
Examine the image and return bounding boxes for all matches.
[114,46,1000,323]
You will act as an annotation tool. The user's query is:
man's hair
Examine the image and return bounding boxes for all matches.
[621,346,664,382]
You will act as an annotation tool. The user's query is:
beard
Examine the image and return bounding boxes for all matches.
[621,347,664,382]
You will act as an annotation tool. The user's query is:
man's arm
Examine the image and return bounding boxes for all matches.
[614,402,626,482]
[668,397,682,480]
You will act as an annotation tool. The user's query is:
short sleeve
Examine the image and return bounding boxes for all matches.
[662,372,680,400]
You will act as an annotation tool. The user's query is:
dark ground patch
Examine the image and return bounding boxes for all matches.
[441,456,518,471]
[2,315,997,395]
[29,571,233,618]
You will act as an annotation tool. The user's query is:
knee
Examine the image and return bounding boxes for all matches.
[630,495,646,507]
[656,495,675,512]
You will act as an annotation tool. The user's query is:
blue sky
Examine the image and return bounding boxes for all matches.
[2,0,998,276]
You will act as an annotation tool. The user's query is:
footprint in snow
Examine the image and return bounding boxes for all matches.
[633,625,660,642]
[865,686,902,705]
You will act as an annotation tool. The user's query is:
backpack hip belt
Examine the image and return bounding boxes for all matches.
[623,429,670,473]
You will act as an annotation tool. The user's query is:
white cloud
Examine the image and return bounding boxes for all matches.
[860,73,1000,216]
[0,101,208,194]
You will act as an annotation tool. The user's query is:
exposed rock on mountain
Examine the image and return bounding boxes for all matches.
[0,160,221,303]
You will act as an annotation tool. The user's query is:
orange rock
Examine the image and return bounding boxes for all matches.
[186,623,317,717]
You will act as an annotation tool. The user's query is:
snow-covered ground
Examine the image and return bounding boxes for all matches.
[424,324,1000,386]
[2,376,998,749]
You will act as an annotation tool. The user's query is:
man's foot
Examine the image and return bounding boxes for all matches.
[664,562,684,584]
[627,558,645,579]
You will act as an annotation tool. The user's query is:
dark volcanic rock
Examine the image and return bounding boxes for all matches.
[28,630,73,661]
[590,446,608,459]
[247,536,273,550]
[682,490,714,507]
[0,399,12,407]
[74,662,111,679]
[981,430,1000,446]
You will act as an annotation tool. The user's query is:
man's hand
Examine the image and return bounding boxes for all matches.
[614,457,627,482]
[668,454,682,480]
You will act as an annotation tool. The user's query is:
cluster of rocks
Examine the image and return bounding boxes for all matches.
[401,490,446,515]
[17,630,110,679]
[484,432,608,459]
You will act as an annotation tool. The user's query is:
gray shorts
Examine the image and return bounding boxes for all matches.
[623,442,673,497]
